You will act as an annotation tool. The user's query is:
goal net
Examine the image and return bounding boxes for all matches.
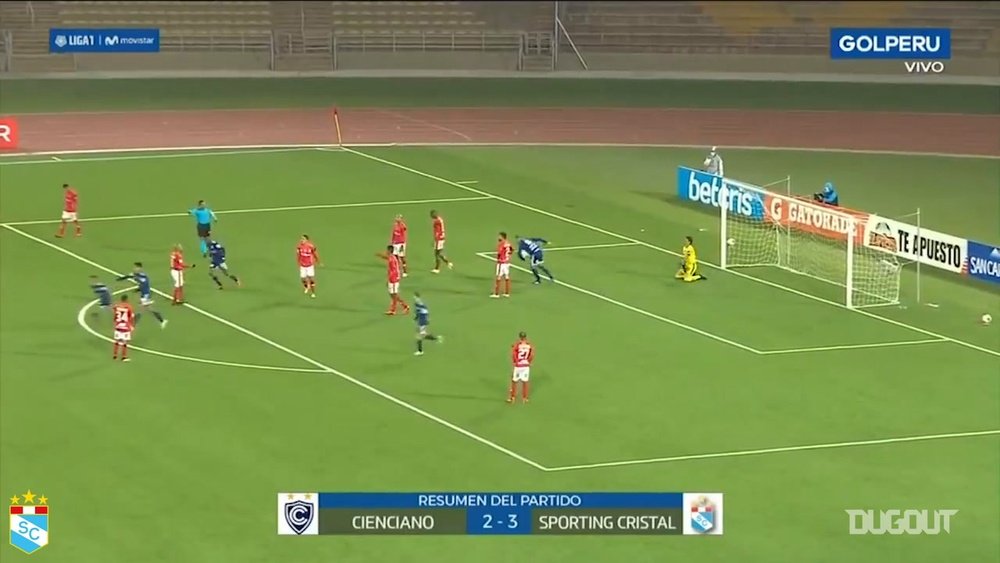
[719,181,902,309]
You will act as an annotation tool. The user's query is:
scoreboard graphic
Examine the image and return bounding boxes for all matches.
[278,492,723,536]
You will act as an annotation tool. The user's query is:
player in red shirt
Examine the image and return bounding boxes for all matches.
[508,331,534,403]
[169,244,193,305]
[491,232,513,298]
[56,183,82,238]
[297,235,320,298]
[385,244,410,315]
[430,210,453,273]
[112,294,136,362]
[390,214,409,277]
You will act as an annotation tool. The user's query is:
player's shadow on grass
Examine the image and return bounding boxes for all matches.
[406,391,500,403]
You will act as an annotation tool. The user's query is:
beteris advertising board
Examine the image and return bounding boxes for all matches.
[676,167,764,220]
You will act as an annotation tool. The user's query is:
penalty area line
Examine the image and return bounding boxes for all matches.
[544,429,1000,472]
[474,251,762,355]
[757,337,950,355]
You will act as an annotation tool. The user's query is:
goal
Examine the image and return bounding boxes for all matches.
[719,184,903,309]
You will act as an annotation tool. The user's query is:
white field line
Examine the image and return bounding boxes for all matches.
[542,242,640,252]
[378,108,474,142]
[545,429,1000,472]
[759,338,950,355]
[0,196,493,227]
[455,180,479,185]
[474,252,762,354]
[0,146,321,165]
[76,290,328,373]
[0,141,995,160]
[341,147,1000,359]
[2,224,547,472]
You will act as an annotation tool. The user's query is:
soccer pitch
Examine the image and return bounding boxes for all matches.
[1,143,997,563]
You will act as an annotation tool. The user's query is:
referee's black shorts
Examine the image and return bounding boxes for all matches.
[197,223,211,238]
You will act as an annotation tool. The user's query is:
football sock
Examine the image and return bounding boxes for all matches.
[74,221,82,235]
[531,267,541,283]
[505,279,511,295]
[56,223,66,236]
[401,258,408,273]
[152,311,165,323]
[417,339,424,353]
[302,279,309,289]
[112,343,119,358]
[522,382,530,400]
[539,265,554,280]
[199,239,208,256]
[508,381,517,400]
[211,274,223,288]
[493,279,500,295]
[434,257,440,270]
[120,344,128,360]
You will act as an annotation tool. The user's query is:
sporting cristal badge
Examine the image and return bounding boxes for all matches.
[690,495,716,534]
[9,490,49,554]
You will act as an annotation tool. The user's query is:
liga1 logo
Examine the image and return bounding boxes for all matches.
[9,490,49,554]
[277,492,319,535]
[0,117,19,150]
[683,493,724,535]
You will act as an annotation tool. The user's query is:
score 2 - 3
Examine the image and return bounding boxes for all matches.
[466,508,532,535]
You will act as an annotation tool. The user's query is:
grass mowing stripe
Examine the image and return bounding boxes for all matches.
[340,147,1000,359]
[0,196,493,226]
[1,224,549,472]
[474,252,762,354]
[545,429,1000,472]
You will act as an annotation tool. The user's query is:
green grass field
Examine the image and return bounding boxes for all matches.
[1,142,997,562]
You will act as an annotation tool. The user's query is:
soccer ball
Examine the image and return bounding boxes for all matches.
[982,314,993,326]
[726,238,736,247]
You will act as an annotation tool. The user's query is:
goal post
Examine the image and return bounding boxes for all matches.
[720,183,904,309]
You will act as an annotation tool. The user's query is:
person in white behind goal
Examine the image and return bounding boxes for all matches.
[703,146,724,177]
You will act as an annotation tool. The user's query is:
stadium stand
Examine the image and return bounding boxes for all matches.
[560,1,1000,56]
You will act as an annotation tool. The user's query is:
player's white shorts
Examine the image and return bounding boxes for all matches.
[392,243,406,257]
[387,281,400,294]
[140,295,154,307]
[496,263,511,278]
[434,239,445,251]
[512,366,531,382]
[299,265,315,279]
[61,211,78,221]
[113,330,132,342]
[170,269,184,288]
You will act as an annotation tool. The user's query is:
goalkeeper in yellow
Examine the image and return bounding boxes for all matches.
[676,236,707,282]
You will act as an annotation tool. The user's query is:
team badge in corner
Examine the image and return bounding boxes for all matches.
[9,489,49,554]
[683,492,724,535]
[277,493,318,536]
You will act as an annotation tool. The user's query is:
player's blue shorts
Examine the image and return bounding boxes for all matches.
[417,322,429,335]
[530,253,544,266]
[140,293,154,306]
[210,261,227,270]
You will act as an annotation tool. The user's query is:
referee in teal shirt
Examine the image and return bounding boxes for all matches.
[189,200,217,257]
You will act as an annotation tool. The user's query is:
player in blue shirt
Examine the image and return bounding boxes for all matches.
[516,236,555,284]
[189,200,218,257]
[89,275,113,318]
[413,292,441,356]
[116,262,168,328]
[814,182,839,207]
[207,240,242,289]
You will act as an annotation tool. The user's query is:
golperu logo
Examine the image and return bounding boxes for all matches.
[676,167,762,219]
[830,28,951,60]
